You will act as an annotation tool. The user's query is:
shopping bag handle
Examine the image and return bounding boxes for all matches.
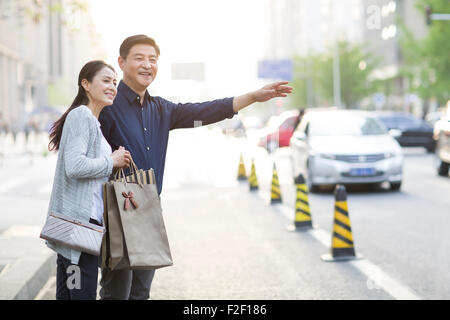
[113,156,138,180]
[130,158,139,173]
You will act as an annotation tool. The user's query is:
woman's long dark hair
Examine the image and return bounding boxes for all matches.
[48,60,115,151]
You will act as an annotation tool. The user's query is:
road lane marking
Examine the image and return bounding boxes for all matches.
[349,259,421,300]
[249,186,422,300]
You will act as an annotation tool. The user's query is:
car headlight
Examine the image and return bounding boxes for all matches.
[383,152,395,159]
[384,152,402,159]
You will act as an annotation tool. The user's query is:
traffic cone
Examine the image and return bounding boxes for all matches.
[248,158,259,191]
[293,174,313,229]
[321,185,362,262]
[270,163,282,204]
[237,153,247,181]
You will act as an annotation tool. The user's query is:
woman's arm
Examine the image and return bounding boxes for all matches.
[63,111,114,179]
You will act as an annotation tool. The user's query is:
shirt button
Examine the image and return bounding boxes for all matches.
[144,128,147,131]
[147,147,150,151]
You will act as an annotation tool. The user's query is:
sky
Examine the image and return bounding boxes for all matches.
[89,0,269,101]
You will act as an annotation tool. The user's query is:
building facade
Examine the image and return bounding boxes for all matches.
[0,0,106,133]
[263,0,429,111]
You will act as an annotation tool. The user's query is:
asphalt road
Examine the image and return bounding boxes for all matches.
[1,128,449,299]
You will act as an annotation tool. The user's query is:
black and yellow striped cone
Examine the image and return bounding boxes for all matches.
[321,185,362,262]
[237,153,247,181]
[270,163,282,204]
[248,158,259,191]
[294,174,313,229]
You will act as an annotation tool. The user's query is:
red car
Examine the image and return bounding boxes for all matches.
[258,110,301,152]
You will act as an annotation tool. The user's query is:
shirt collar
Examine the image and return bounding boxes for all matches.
[118,80,151,106]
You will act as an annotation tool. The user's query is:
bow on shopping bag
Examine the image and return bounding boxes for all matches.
[122,191,139,210]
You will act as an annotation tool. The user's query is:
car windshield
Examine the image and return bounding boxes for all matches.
[309,114,387,136]
[378,115,423,128]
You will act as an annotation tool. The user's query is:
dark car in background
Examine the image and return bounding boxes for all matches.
[375,112,436,152]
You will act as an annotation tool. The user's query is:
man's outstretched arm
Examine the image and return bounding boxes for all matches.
[232,81,293,113]
[169,81,292,130]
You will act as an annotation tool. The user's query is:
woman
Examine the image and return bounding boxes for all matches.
[45,60,130,300]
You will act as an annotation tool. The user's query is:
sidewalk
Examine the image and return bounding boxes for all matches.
[0,228,55,300]
[0,140,56,300]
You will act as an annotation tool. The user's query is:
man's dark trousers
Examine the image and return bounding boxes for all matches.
[99,268,155,300]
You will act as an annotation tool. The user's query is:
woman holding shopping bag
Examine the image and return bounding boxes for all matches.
[42,60,131,300]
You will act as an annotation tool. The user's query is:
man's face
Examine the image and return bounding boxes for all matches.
[119,44,158,92]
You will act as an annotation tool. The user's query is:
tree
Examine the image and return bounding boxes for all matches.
[15,0,88,26]
[399,0,450,107]
[317,41,381,108]
[291,41,381,108]
[291,54,322,108]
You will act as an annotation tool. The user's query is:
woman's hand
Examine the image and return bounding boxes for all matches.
[111,146,131,169]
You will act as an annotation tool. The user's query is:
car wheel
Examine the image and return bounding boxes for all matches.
[437,160,450,176]
[390,181,402,191]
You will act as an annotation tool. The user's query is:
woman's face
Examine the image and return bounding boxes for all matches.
[83,66,117,107]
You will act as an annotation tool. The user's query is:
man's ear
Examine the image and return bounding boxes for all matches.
[118,56,125,71]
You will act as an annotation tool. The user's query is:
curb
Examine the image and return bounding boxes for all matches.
[0,248,56,300]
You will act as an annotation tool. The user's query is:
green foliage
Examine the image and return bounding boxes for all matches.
[15,0,88,24]
[399,0,450,104]
[291,54,322,108]
[292,41,381,108]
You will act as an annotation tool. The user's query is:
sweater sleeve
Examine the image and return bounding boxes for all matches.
[63,110,114,179]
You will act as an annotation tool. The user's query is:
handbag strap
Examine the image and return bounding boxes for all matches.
[49,212,105,233]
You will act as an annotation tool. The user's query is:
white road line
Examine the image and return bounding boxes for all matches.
[0,178,26,193]
[349,259,421,300]
[248,185,421,300]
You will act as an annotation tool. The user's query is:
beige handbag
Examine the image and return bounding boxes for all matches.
[40,211,105,256]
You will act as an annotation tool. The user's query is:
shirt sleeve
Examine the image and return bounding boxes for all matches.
[168,97,237,130]
[99,108,120,151]
[63,111,113,179]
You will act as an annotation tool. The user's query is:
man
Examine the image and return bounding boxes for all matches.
[98,34,292,300]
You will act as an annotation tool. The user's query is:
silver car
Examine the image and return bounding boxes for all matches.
[290,110,403,192]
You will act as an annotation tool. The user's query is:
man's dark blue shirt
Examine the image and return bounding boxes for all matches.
[98,80,236,195]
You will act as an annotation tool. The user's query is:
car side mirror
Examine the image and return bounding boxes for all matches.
[293,131,307,140]
[389,129,402,138]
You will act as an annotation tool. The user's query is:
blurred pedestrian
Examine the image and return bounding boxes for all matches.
[98,34,292,300]
[294,109,305,129]
[43,60,132,300]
